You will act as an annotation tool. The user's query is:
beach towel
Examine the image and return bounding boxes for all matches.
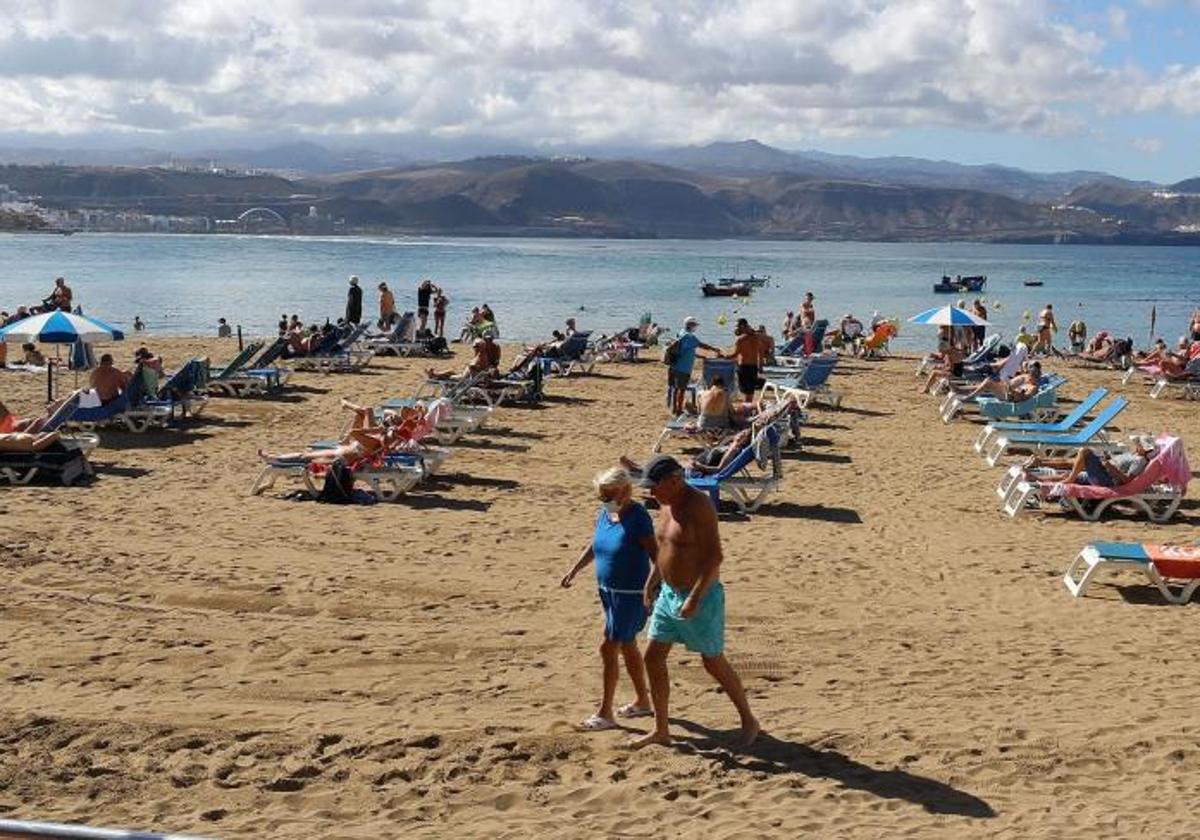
[1043,436,1189,501]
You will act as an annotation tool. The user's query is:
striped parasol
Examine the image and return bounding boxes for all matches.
[908,305,990,327]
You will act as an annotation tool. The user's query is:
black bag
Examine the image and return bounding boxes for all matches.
[317,458,355,504]
[423,336,449,355]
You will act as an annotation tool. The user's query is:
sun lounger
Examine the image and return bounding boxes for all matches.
[974,387,1107,455]
[916,333,1000,377]
[760,355,841,408]
[942,373,1065,423]
[541,331,596,376]
[68,366,176,433]
[982,396,1127,467]
[1148,355,1200,400]
[1000,434,1188,520]
[1063,542,1200,604]
[292,324,375,373]
[685,424,784,514]
[773,320,829,367]
[0,441,94,487]
[249,452,426,500]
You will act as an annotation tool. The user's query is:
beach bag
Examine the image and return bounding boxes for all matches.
[423,336,449,355]
[661,339,681,367]
[317,458,355,504]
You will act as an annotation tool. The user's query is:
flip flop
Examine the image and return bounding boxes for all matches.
[575,715,618,732]
[617,703,653,719]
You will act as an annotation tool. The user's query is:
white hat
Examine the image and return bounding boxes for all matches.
[684,315,699,326]
[349,275,359,285]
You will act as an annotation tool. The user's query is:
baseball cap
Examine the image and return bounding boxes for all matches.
[637,454,684,487]
[684,315,699,327]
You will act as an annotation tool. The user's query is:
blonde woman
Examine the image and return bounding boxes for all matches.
[561,467,656,731]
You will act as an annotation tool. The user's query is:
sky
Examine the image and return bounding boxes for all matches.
[0,0,1198,182]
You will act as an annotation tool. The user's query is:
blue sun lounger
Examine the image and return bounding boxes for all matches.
[982,395,1128,466]
[974,387,1107,454]
[760,354,841,408]
[945,373,1066,424]
[686,424,783,514]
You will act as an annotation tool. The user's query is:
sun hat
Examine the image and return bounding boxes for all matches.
[684,316,699,327]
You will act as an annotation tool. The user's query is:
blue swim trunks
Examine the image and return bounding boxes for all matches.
[647,581,725,657]
[598,587,648,643]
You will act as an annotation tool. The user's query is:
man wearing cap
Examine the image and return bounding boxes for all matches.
[345,276,363,325]
[668,317,720,416]
[628,455,759,749]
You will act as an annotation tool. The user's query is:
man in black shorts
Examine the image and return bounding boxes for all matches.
[416,278,440,333]
[725,318,766,402]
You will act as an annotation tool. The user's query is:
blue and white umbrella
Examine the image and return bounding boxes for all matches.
[908,305,990,327]
[0,310,124,399]
[0,310,125,344]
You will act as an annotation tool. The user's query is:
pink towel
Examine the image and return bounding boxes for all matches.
[1041,436,1190,500]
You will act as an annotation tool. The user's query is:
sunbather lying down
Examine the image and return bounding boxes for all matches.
[1023,438,1155,489]
[0,431,62,453]
[0,395,73,434]
[257,399,427,465]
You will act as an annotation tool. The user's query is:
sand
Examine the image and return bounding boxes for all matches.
[2,338,1200,839]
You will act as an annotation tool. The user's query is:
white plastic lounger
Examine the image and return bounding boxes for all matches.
[1064,542,1200,604]
[983,397,1127,467]
[0,818,206,839]
[974,387,1107,454]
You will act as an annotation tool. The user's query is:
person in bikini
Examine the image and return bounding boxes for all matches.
[0,430,63,453]
[958,359,1042,402]
[257,402,419,465]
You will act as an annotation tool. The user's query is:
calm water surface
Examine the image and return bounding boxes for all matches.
[1,234,1197,352]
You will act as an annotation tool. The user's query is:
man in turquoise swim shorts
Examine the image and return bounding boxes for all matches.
[628,455,759,750]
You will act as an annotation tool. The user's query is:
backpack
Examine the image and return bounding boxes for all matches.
[423,335,449,355]
[661,338,681,367]
[317,458,355,504]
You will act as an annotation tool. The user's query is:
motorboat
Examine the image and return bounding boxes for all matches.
[933,274,987,293]
[701,280,751,297]
[1023,279,1044,287]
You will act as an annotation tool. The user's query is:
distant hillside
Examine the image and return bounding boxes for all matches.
[0,208,46,230]
[1169,177,1200,193]
[2,156,1197,243]
[648,139,1153,203]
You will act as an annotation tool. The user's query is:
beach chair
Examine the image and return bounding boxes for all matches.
[1063,541,1200,604]
[0,439,94,486]
[223,337,293,394]
[151,358,209,417]
[860,320,897,359]
[206,341,263,396]
[1149,355,1200,400]
[542,331,596,376]
[250,453,425,501]
[916,333,999,377]
[293,324,375,373]
[774,320,829,367]
[982,396,1128,467]
[367,312,424,357]
[760,355,841,408]
[686,424,783,514]
[943,373,1065,424]
[1000,435,1188,521]
[69,366,176,433]
[974,387,1107,455]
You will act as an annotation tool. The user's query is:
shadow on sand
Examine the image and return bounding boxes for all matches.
[672,720,996,819]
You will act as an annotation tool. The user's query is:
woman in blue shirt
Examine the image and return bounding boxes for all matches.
[561,467,657,731]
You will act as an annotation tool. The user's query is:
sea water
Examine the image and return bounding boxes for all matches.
[0,233,1197,352]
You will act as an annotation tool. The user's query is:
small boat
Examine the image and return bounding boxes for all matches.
[716,273,771,288]
[1024,279,1044,287]
[933,274,987,293]
[701,280,750,297]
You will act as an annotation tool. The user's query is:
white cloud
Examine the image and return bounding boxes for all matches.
[1132,136,1163,154]
[0,0,1195,146]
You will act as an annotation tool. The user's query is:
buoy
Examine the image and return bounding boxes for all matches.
[717,314,728,327]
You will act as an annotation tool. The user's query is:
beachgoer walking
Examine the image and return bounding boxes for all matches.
[971,299,988,349]
[560,467,655,731]
[134,316,146,332]
[1037,303,1058,355]
[217,318,231,338]
[417,278,440,333]
[378,282,397,329]
[666,316,720,416]
[50,277,72,312]
[800,292,815,329]
[346,276,363,325]
[628,455,759,749]
[1068,319,1087,353]
[433,289,448,338]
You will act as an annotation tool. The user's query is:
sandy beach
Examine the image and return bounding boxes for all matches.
[2,337,1200,838]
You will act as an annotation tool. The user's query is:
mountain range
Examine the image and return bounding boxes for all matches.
[1,140,1197,242]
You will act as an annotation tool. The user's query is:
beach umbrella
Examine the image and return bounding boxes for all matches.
[908,305,990,327]
[0,310,125,399]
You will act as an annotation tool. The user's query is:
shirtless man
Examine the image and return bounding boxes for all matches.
[50,277,72,312]
[89,354,130,403]
[628,455,759,749]
[723,318,764,401]
[427,337,498,380]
